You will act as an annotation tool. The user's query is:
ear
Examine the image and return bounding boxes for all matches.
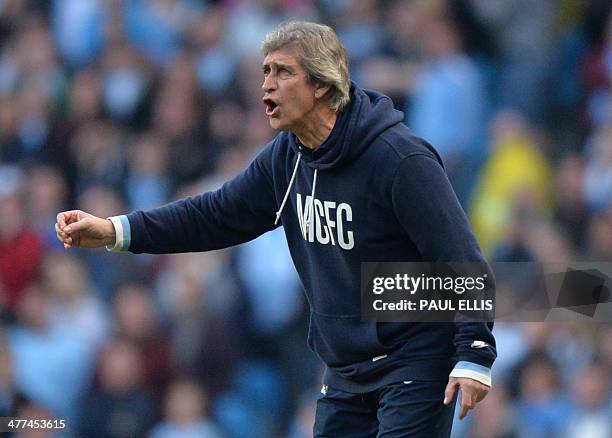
[314,83,331,99]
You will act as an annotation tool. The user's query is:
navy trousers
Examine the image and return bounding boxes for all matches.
[314,380,456,437]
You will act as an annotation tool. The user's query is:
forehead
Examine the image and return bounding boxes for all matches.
[263,46,301,67]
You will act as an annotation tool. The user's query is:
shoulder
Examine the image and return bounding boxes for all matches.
[253,134,287,167]
[368,123,445,169]
[252,132,300,184]
[258,131,294,161]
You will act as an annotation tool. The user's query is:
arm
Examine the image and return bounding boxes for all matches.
[391,152,496,416]
[120,145,278,254]
[58,144,279,254]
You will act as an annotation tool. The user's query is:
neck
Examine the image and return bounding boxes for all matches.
[293,106,337,149]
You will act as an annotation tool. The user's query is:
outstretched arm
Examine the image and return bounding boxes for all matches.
[57,144,279,253]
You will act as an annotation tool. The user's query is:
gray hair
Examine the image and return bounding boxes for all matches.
[262,21,350,112]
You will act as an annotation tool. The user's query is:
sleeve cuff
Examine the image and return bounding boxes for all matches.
[450,361,492,387]
[105,215,131,252]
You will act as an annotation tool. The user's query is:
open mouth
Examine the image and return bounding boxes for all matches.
[263,98,279,116]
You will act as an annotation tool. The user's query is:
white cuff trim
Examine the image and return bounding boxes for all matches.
[449,368,492,387]
[106,216,124,252]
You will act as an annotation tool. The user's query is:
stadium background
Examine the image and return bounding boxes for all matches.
[0,0,611,436]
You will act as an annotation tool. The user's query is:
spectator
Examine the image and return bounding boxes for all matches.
[42,251,110,349]
[470,0,556,122]
[566,362,611,437]
[152,56,212,184]
[52,0,107,68]
[8,284,95,422]
[113,284,171,397]
[155,251,242,397]
[468,383,517,438]
[225,0,288,59]
[123,0,205,67]
[190,6,237,96]
[79,338,156,437]
[13,400,57,438]
[25,164,69,249]
[125,131,171,211]
[358,0,430,99]
[0,328,30,416]
[100,41,152,125]
[69,121,125,190]
[514,353,572,437]
[0,166,44,312]
[408,17,487,203]
[334,0,383,65]
[554,154,589,250]
[586,208,612,259]
[150,378,224,438]
[584,123,612,212]
[470,110,553,254]
[582,8,612,127]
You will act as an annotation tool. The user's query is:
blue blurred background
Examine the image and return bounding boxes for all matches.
[0,0,611,437]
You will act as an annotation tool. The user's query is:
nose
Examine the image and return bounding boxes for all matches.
[262,73,276,92]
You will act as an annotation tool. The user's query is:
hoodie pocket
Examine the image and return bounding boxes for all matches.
[307,311,389,369]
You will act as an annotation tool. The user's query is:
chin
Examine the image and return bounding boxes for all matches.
[268,118,289,131]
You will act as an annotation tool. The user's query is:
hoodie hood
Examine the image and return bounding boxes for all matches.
[289,82,405,170]
[274,83,408,226]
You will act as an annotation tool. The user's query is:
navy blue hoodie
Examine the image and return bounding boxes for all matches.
[117,83,496,392]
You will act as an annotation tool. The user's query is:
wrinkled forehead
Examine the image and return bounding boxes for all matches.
[262,45,302,69]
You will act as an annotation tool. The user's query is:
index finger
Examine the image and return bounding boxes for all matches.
[459,397,469,420]
[56,212,67,228]
[459,389,473,420]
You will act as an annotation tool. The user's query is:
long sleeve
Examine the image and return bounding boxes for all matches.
[391,152,497,378]
[123,144,279,254]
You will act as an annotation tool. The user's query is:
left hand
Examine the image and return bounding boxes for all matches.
[443,377,489,420]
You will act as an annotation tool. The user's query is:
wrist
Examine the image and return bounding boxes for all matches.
[450,361,492,387]
[104,218,117,246]
[105,215,129,252]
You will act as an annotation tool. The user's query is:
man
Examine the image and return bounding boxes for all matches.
[56,21,495,437]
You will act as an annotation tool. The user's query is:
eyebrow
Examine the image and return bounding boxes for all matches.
[262,60,295,71]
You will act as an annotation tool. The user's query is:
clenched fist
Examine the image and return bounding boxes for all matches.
[55,210,116,249]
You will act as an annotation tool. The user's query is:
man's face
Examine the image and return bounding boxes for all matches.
[261,46,317,132]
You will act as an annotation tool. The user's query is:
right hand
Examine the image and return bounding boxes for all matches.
[55,210,116,249]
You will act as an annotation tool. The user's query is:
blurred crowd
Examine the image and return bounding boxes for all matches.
[0,0,611,437]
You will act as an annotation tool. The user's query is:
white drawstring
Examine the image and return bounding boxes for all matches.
[274,154,318,231]
[305,169,318,234]
[274,154,301,225]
